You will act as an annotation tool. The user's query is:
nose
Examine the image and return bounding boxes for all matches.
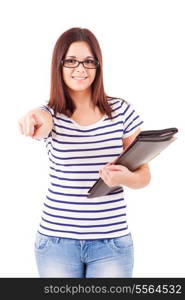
[76,62,86,72]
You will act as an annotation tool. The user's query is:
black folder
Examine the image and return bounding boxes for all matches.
[87,127,178,198]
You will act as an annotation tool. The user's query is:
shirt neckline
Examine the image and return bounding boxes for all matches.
[68,114,107,129]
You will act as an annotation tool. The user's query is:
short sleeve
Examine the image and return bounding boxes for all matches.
[122,101,144,138]
[35,104,54,142]
[38,104,54,116]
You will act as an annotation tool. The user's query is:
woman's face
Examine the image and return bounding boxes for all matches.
[62,41,97,93]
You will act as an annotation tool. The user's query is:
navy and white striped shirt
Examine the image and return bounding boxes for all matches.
[37,98,143,239]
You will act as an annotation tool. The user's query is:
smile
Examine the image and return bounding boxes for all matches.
[72,76,87,80]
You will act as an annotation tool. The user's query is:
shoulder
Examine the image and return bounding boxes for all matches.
[107,96,131,105]
[107,96,126,104]
[107,97,132,115]
[39,103,55,117]
[107,96,129,108]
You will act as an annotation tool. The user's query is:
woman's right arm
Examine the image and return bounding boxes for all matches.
[18,108,53,139]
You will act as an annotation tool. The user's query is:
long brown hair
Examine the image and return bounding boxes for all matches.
[47,27,116,119]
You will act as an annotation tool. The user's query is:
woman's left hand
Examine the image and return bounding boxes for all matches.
[99,162,134,187]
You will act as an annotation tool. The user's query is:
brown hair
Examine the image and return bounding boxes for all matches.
[47,27,117,119]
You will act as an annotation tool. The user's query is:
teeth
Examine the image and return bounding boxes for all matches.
[72,77,87,79]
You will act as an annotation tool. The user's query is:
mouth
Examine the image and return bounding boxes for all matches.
[71,76,88,80]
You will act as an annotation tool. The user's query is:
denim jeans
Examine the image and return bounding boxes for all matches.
[34,231,134,278]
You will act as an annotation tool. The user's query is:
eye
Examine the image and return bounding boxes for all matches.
[62,59,78,67]
[65,59,76,63]
[85,59,95,64]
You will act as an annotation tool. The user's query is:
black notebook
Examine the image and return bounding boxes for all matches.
[87,127,178,198]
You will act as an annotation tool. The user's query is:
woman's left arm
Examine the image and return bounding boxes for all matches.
[99,128,151,189]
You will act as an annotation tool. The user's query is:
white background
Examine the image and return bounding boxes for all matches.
[0,0,184,277]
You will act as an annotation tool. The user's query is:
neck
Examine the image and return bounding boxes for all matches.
[68,88,95,110]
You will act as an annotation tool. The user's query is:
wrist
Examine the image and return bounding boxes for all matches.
[119,170,140,189]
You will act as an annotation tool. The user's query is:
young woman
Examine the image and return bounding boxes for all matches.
[18,27,151,278]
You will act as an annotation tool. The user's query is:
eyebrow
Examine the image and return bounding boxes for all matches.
[66,55,94,59]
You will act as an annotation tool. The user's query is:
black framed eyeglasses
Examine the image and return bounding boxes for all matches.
[61,58,99,69]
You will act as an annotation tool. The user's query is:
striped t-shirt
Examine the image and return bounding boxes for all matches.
[37,97,143,239]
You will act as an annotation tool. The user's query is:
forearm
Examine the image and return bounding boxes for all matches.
[120,164,151,189]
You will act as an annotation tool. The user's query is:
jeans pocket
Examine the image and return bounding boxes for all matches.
[113,233,133,249]
[34,232,52,252]
[107,233,134,252]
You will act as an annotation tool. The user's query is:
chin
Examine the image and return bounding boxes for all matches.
[68,85,91,92]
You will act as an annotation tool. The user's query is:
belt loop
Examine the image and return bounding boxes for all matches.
[52,237,60,244]
[80,240,85,247]
[56,237,60,244]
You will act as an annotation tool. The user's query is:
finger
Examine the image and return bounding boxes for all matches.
[32,127,43,139]
[18,121,24,134]
[25,115,36,136]
[32,123,46,139]
[31,113,43,126]
[107,164,123,170]
[99,168,105,179]
[22,118,27,135]
[25,115,31,136]
[100,168,110,182]
[30,113,39,124]
[30,117,37,136]
[101,170,113,187]
[106,161,115,166]
[109,158,117,165]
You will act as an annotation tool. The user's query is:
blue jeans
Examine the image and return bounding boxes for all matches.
[34,231,134,278]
